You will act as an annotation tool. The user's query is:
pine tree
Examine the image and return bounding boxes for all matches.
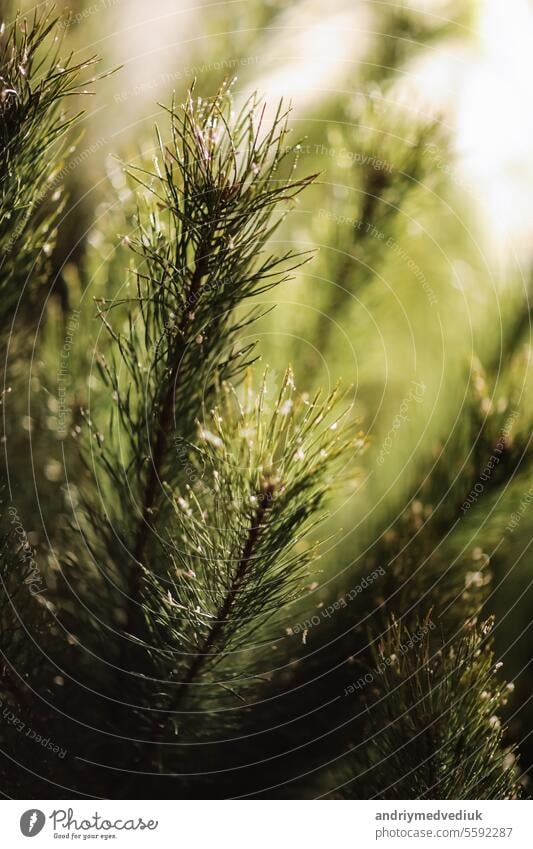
[0,9,529,800]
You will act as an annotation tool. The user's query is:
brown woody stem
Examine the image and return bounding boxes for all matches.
[173,480,275,706]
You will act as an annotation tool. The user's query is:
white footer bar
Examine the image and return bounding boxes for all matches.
[2,799,531,847]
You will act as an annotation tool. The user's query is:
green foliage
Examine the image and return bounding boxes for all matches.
[348,617,521,800]
[310,106,440,357]
[46,87,355,790]
[142,374,355,713]
[0,7,96,320]
[81,86,316,637]
[0,6,530,802]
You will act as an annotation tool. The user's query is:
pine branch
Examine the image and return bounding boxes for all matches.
[345,617,522,800]
[0,7,98,321]
[86,85,317,639]
[310,105,440,355]
[129,239,216,600]
[140,372,358,722]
